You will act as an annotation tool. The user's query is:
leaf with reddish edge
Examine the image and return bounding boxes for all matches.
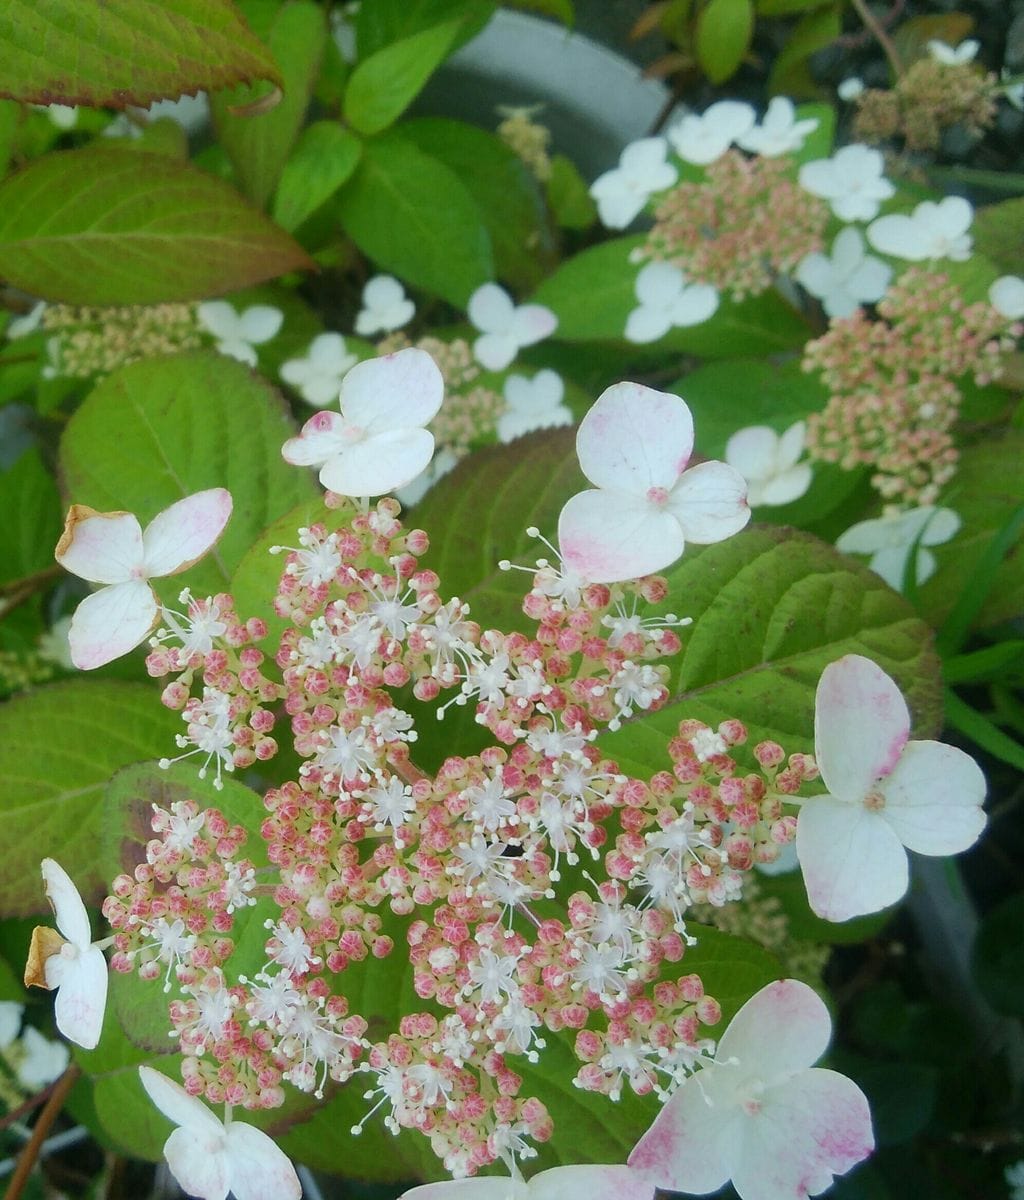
[0,148,314,304]
[0,0,281,110]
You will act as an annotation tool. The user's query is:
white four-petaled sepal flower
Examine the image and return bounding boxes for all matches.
[725,421,813,507]
[927,38,979,65]
[467,283,557,371]
[797,655,987,922]
[138,1066,301,1200]
[6,300,47,339]
[798,144,895,222]
[625,262,719,343]
[25,860,109,1050]
[628,979,874,1200]
[666,100,755,165]
[498,370,573,442]
[279,332,358,407]
[838,77,865,101]
[197,301,284,366]
[795,226,892,319]
[867,196,974,262]
[16,1026,71,1090]
[281,347,444,497]
[398,1163,655,1200]
[589,137,678,229]
[557,383,750,584]
[989,275,1024,320]
[736,97,819,157]
[835,505,960,590]
[55,489,233,670]
[355,274,415,336]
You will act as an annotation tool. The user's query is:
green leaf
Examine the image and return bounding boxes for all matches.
[941,641,1024,685]
[58,353,318,596]
[0,0,281,109]
[0,681,179,915]
[973,196,1024,278]
[0,448,61,583]
[0,148,315,304]
[891,12,974,69]
[399,117,555,289]
[973,893,1024,1019]
[768,5,842,97]
[0,952,24,1000]
[508,0,575,20]
[355,0,495,58]
[337,132,494,306]
[344,20,462,136]
[532,235,810,355]
[211,1,327,209]
[943,689,1024,773]
[756,0,834,13]
[0,99,20,179]
[272,121,362,232]
[121,116,189,160]
[849,1061,937,1146]
[755,870,893,945]
[696,0,754,84]
[546,154,598,230]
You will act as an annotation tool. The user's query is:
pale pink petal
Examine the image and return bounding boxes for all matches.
[473,330,518,371]
[339,347,444,432]
[282,410,351,467]
[717,980,832,1081]
[226,1122,302,1200]
[666,460,750,543]
[55,508,143,584]
[814,655,910,801]
[319,429,435,497]
[796,796,908,921]
[41,859,91,947]
[68,580,159,670]
[729,1068,874,1200]
[530,1164,655,1200]
[558,490,685,584]
[139,1065,225,1137]
[164,1125,230,1200]
[628,1070,741,1193]
[509,303,557,347]
[575,382,694,494]
[880,740,986,854]
[48,945,107,1050]
[468,283,515,334]
[141,489,232,578]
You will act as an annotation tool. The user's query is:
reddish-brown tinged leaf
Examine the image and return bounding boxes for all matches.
[0,0,281,109]
[0,147,315,304]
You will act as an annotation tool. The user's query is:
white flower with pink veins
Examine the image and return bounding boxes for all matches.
[557,383,749,584]
[628,979,874,1200]
[398,1164,655,1200]
[797,654,986,921]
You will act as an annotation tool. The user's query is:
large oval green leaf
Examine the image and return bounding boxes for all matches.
[0,148,314,304]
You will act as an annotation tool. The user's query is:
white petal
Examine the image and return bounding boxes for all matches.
[704,99,757,141]
[139,1066,225,1138]
[845,255,892,304]
[48,945,107,1049]
[15,1026,69,1089]
[363,274,406,310]
[776,420,807,469]
[319,429,435,496]
[717,980,832,1081]
[814,654,910,801]
[755,463,813,506]
[867,544,916,589]
[237,305,283,344]
[280,357,314,388]
[592,179,647,230]
[625,304,672,344]
[68,580,159,670]
[989,275,1024,320]
[794,251,837,302]
[41,859,91,947]
[468,283,515,334]
[666,460,750,543]
[141,489,232,578]
[0,1002,22,1049]
[919,507,960,545]
[340,347,444,433]
[530,1164,655,1200]
[575,382,694,494]
[831,226,865,274]
[635,261,684,307]
[729,1068,874,1200]
[835,516,887,555]
[164,1125,230,1200]
[399,1181,528,1200]
[725,426,779,481]
[197,301,241,340]
[309,332,353,370]
[225,1122,302,1200]
[509,303,558,347]
[558,490,685,583]
[628,1070,740,1193]
[216,338,258,366]
[282,411,351,467]
[55,508,143,584]
[497,405,573,442]
[880,740,986,854]
[796,796,909,921]
[473,330,518,371]
[866,214,933,261]
[669,283,718,326]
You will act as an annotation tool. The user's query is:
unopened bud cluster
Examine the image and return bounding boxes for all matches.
[40,302,201,378]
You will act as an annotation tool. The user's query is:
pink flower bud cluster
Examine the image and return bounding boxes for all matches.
[105,501,824,1175]
[638,150,829,300]
[804,268,1021,505]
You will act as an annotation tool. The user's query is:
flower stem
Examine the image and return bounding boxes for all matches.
[3,1063,81,1200]
[848,0,905,78]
